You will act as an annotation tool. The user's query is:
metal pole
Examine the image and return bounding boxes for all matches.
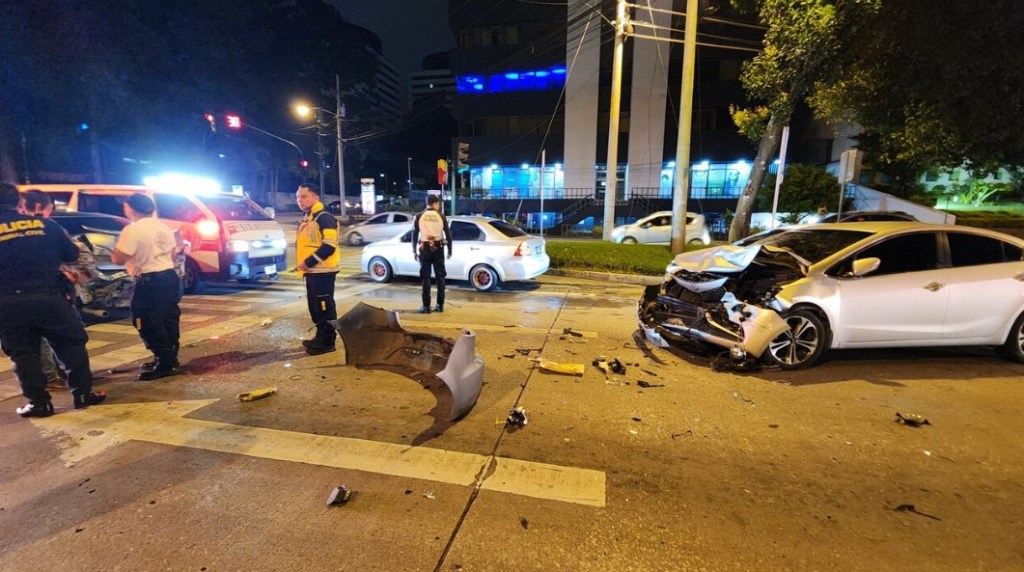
[336,74,347,218]
[602,0,627,241]
[316,109,326,196]
[540,149,545,237]
[407,157,413,193]
[770,125,790,228]
[669,0,699,255]
[20,132,30,184]
[448,159,455,216]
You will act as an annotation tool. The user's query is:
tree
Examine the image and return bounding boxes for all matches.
[810,0,1024,193]
[726,0,880,242]
[758,163,838,221]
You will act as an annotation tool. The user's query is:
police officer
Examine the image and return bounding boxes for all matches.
[0,182,106,417]
[112,193,183,380]
[411,194,452,314]
[295,184,340,355]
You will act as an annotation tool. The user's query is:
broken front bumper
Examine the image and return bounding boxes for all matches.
[332,303,484,421]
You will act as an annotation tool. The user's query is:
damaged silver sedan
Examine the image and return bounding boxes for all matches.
[640,222,1024,369]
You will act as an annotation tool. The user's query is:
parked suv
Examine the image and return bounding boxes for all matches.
[19,184,286,293]
[610,211,711,245]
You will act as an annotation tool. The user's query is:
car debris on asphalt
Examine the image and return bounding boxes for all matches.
[237,387,277,402]
[326,485,353,506]
[896,412,931,427]
[505,406,528,427]
[533,357,584,376]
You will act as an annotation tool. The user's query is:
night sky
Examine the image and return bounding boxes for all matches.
[329,0,456,79]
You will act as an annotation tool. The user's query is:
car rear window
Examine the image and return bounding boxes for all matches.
[53,214,127,235]
[948,232,1024,266]
[488,220,527,238]
[196,195,272,221]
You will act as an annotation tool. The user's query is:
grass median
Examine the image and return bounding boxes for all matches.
[545,240,701,276]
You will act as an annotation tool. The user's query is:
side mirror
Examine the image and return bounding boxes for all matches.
[851,257,880,277]
[640,222,651,229]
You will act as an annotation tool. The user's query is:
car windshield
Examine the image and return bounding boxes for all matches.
[199,195,272,221]
[757,228,873,264]
[488,220,527,238]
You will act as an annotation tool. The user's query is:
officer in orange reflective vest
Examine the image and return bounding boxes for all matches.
[295,185,340,355]
[0,183,106,417]
[411,194,452,314]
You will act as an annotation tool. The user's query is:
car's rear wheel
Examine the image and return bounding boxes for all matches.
[997,312,1024,363]
[766,308,829,369]
[182,259,203,295]
[621,236,638,244]
[347,232,364,246]
[367,257,393,283]
[469,264,499,292]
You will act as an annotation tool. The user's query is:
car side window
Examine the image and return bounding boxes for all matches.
[451,221,483,241]
[400,230,412,243]
[948,232,1024,266]
[850,233,940,276]
[78,193,125,217]
[366,214,387,225]
[392,214,409,223]
[154,194,202,222]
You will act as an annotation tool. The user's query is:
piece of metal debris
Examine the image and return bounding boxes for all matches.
[592,358,611,378]
[894,504,941,521]
[423,491,436,500]
[533,357,584,376]
[896,412,930,427]
[515,347,540,356]
[326,485,353,506]
[637,380,664,388]
[519,517,530,530]
[506,406,528,427]
[237,387,277,402]
[609,358,626,375]
[562,327,584,338]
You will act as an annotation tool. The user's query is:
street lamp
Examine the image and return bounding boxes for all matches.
[294,76,346,216]
[379,172,389,198]
[407,157,413,192]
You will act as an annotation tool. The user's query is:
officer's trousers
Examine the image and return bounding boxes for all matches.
[0,293,94,405]
[131,269,182,366]
[418,244,447,307]
[304,272,338,346]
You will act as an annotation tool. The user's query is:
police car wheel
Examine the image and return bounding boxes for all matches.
[470,264,498,292]
[182,259,204,294]
[368,257,393,283]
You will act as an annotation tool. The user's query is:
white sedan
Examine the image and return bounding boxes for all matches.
[342,212,414,246]
[361,216,550,291]
[610,211,710,245]
[640,222,1024,368]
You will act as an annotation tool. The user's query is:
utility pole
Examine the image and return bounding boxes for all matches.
[20,132,30,184]
[669,0,699,255]
[335,74,347,217]
[406,157,413,193]
[602,0,627,241]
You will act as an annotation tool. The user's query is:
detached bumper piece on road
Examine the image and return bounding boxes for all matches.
[332,303,484,421]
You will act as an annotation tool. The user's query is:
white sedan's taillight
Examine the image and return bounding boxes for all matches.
[514,241,533,257]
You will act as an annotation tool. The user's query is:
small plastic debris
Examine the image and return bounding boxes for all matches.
[894,504,942,521]
[237,387,277,402]
[260,319,273,327]
[637,380,664,388]
[609,358,626,375]
[533,357,584,376]
[896,412,930,427]
[506,406,528,427]
[515,347,540,356]
[423,491,436,500]
[108,366,133,374]
[630,416,642,422]
[731,390,754,405]
[641,369,659,377]
[562,327,583,338]
[519,517,530,529]
[592,358,611,377]
[501,352,517,359]
[210,336,219,340]
[326,485,353,506]
[283,363,292,368]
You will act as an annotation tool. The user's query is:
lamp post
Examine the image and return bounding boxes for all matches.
[407,157,413,192]
[295,87,346,217]
[379,172,389,198]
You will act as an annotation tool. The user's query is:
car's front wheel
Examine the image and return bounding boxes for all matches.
[182,259,203,295]
[997,311,1024,363]
[367,256,393,283]
[765,308,829,369]
[469,264,499,292]
[621,236,638,244]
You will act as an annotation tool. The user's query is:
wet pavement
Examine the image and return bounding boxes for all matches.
[2,261,1024,571]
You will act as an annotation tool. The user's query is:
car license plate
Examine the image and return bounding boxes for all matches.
[265,264,277,275]
[534,246,542,254]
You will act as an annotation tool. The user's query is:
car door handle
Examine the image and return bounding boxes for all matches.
[923,282,945,292]
[469,247,480,251]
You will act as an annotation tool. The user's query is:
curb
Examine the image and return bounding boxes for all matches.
[545,268,662,286]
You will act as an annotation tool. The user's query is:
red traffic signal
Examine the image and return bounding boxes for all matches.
[203,113,217,132]
[225,114,242,129]
[299,159,309,169]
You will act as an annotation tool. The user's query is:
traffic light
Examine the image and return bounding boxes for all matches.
[225,114,242,129]
[456,142,470,172]
[203,113,217,132]
[299,159,309,169]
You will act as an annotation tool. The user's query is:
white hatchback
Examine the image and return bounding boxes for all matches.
[342,212,414,246]
[361,216,549,291]
[610,211,710,245]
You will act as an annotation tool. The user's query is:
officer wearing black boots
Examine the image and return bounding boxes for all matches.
[411,194,452,314]
[0,182,106,417]
[295,184,340,355]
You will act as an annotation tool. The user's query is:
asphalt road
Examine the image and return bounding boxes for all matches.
[2,266,1023,571]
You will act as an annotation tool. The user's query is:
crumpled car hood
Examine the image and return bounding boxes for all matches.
[332,302,483,421]
[670,243,809,274]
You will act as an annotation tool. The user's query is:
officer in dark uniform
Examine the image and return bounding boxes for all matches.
[0,182,106,417]
[411,194,452,313]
